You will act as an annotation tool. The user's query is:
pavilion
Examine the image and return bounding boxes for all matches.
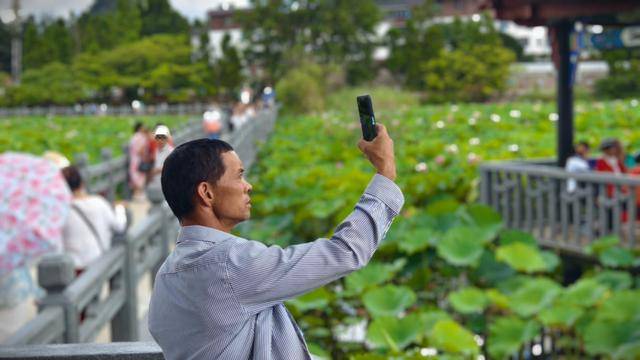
[486,0,640,166]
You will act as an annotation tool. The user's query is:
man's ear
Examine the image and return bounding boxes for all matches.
[195,181,215,206]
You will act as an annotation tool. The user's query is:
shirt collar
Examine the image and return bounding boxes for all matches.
[177,225,234,244]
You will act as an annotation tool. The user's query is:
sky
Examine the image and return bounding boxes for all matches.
[0,0,249,22]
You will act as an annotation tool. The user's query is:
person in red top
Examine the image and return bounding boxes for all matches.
[595,138,627,176]
[595,138,629,225]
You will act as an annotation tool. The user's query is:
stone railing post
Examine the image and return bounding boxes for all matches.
[101,148,115,203]
[121,144,132,200]
[110,235,138,341]
[37,254,76,343]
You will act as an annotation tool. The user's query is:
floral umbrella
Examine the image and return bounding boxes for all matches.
[0,152,71,278]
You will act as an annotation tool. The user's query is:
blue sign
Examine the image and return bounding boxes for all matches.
[584,27,640,50]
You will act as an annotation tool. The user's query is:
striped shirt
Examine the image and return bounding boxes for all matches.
[148,174,404,360]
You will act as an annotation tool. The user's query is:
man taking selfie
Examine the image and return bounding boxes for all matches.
[148,124,403,359]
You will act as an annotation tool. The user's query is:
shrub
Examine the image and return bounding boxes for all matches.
[595,71,640,99]
[424,44,515,103]
[276,62,345,114]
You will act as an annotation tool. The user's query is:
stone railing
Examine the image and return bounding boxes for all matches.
[480,160,640,254]
[0,108,277,355]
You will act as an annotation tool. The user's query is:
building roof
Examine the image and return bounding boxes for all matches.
[485,0,640,26]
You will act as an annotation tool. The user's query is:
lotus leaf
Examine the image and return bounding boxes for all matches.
[417,310,451,334]
[498,229,536,247]
[436,227,485,267]
[473,250,515,286]
[596,290,640,322]
[287,287,333,312]
[345,259,406,295]
[584,235,620,256]
[593,270,633,291]
[366,313,424,351]
[428,319,479,355]
[599,247,635,268]
[507,277,561,317]
[562,278,608,307]
[447,287,488,314]
[538,303,584,328]
[488,316,540,358]
[486,289,510,309]
[583,319,640,357]
[495,242,548,273]
[397,227,439,255]
[363,285,417,318]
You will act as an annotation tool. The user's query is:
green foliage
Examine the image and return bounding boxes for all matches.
[215,33,244,99]
[447,287,488,314]
[424,44,515,103]
[488,317,540,358]
[495,242,548,273]
[362,285,416,318]
[0,114,190,163]
[366,314,424,351]
[595,49,640,99]
[276,62,332,114]
[234,94,640,358]
[436,227,486,267]
[385,1,444,90]
[238,0,380,84]
[138,0,189,36]
[429,319,479,356]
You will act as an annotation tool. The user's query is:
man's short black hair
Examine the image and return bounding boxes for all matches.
[161,139,234,220]
[62,165,83,192]
[134,121,144,133]
[577,141,590,149]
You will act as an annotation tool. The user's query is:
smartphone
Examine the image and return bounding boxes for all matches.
[357,95,377,141]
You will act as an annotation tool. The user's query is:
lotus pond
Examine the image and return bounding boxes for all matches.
[237,90,640,359]
[0,115,191,163]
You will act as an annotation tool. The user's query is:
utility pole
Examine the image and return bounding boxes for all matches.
[10,0,21,84]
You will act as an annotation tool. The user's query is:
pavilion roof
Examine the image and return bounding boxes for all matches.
[485,0,640,26]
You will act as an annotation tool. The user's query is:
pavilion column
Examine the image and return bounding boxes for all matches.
[555,21,574,167]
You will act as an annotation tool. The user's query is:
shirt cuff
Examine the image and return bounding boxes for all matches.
[364,174,405,215]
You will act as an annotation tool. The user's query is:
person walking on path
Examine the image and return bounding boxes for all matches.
[148,124,403,360]
[61,166,127,273]
[128,122,151,199]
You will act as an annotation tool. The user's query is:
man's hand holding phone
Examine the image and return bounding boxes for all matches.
[358,124,397,181]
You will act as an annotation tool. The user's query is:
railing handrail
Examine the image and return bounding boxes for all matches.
[480,160,640,186]
[479,158,640,254]
[0,342,164,359]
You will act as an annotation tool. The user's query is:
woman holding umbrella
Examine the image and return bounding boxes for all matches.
[0,152,72,341]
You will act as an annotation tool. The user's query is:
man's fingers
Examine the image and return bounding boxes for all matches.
[375,124,388,136]
[358,139,368,153]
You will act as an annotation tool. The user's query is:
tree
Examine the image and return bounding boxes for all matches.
[139,0,189,36]
[424,44,515,102]
[215,33,243,99]
[0,22,10,74]
[77,0,141,53]
[237,0,380,84]
[386,1,444,89]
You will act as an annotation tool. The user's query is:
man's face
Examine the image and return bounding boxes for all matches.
[211,151,253,227]
[155,135,168,147]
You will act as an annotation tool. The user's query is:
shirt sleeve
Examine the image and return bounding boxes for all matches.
[226,174,404,314]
